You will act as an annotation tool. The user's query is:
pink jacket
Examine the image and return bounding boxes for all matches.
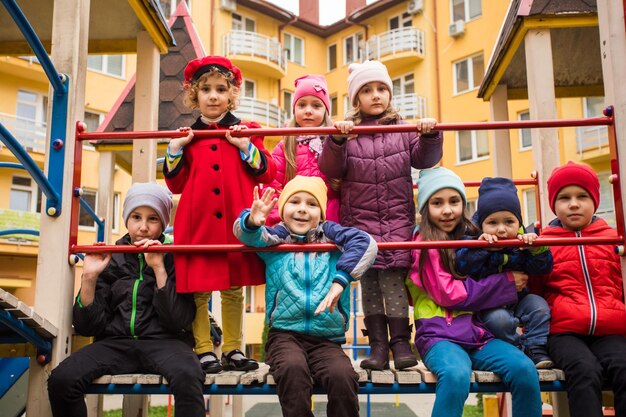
[267,136,340,225]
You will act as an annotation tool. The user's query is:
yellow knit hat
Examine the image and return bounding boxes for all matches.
[277,175,328,221]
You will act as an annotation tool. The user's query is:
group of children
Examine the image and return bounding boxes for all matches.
[47,55,626,417]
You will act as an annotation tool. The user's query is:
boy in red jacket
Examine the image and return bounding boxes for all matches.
[535,161,626,417]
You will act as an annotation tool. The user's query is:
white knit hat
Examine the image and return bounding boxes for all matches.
[123,182,173,229]
[347,60,393,106]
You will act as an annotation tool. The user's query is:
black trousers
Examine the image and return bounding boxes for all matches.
[48,338,205,417]
[548,333,626,417]
[266,329,360,417]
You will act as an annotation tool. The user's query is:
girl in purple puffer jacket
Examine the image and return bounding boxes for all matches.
[318,60,443,370]
[267,74,340,226]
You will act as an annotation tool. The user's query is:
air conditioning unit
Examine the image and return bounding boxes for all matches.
[407,0,424,15]
[220,0,236,12]
[448,20,465,37]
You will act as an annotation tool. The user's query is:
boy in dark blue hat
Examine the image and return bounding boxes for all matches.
[456,177,554,368]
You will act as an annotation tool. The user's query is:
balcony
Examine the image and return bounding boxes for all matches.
[237,97,287,128]
[222,31,287,78]
[393,94,427,120]
[0,113,46,153]
[366,28,425,71]
[576,125,608,161]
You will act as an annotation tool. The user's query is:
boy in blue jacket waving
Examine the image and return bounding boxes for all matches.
[234,176,377,417]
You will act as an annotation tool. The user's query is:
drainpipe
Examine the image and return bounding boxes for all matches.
[210,0,215,54]
[345,15,369,40]
[433,0,441,123]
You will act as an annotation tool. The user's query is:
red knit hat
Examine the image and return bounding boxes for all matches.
[292,75,330,115]
[547,161,600,212]
[183,56,242,87]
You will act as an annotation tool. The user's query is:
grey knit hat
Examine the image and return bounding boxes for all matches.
[123,182,173,229]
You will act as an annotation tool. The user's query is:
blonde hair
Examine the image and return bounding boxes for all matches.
[183,69,241,111]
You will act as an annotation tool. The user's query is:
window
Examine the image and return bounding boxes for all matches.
[466,199,477,219]
[597,172,616,227]
[343,94,351,117]
[87,55,125,77]
[330,95,338,118]
[16,90,47,126]
[245,286,255,313]
[79,189,98,228]
[389,12,412,30]
[112,192,121,233]
[242,80,255,98]
[283,91,293,120]
[584,97,604,117]
[453,54,484,94]
[523,189,537,228]
[392,73,415,97]
[343,32,364,65]
[284,33,304,65]
[451,0,482,22]
[84,111,104,133]
[457,129,489,163]
[10,176,39,212]
[328,44,337,71]
[232,13,255,32]
[518,111,532,150]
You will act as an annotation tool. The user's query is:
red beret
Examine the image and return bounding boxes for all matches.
[547,161,600,212]
[183,56,242,87]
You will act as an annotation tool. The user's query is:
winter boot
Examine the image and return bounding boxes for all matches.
[387,317,418,370]
[360,314,390,370]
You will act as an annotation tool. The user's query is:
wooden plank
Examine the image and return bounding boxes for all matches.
[416,363,437,383]
[393,369,422,384]
[267,374,276,385]
[538,369,558,382]
[33,318,58,338]
[473,370,502,383]
[110,374,138,384]
[214,371,245,385]
[240,364,270,385]
[92,375,112,384]
[204,373,217,385]
[137,374,161,384]
[353,365,369,383]
[19,309,44,329]
[8,301,32,319]
[370,370,395,384]
[0,288,19,309]
[552,369,566,381]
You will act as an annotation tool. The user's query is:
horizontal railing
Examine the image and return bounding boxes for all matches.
[366,27,425,61]
[237,97,287,127]
[223,30,286,72]
[576,125,608,154]
[0,113,46,153]
[393,94,427,119]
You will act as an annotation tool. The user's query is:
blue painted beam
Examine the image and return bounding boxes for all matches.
[0,357,29,398]
[0,310,51,354]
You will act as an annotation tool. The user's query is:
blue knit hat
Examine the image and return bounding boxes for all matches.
[475,177,523,228]
[417,167,466,213]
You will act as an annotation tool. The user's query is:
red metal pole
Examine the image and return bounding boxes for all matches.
[605,106,626,245]
[70,236,624,254]
[68,121,85,251]
[76,116,614,141]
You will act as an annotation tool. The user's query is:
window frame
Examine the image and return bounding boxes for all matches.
[518,110,532,151]
[78,189,98,230]
[522,188,537,228]
[392,73,415,97]
[455,129,490,164]
[282,90,293,120]
[284,32,305,65]
[453,53,484,95]
[450,0,482,23]
[343,32,364,65]
[242,79,256,98]
[330,95,338,118]
[327,43,337,71]
[16,89,47,126]
[231,12,256,32]
[112,192,121,233]
[10,175,38,213]
[87,55,126,78]
[389,12,413,30]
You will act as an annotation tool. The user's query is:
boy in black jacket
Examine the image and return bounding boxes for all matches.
[48,182,205,417]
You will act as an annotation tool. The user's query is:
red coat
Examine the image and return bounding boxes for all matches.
[532,218,626,336]
[164,114,276,292]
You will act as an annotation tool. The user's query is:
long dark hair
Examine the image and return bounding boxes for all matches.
[418,201,478,280]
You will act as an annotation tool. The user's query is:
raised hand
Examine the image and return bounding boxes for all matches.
[225,124,251,153]
[133,239,165,271]
[314,283,345,315]
[248,186,277,227]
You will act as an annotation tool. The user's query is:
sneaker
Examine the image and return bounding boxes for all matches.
[199,352,223,374]
[526,345,554,369]
[221,349,259,371]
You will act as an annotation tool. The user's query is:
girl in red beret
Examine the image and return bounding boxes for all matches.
[164,56,276,373]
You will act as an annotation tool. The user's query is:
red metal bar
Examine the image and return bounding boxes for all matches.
[606,108,626,244]
[413,178,538,189]
[68,121,86,249]
[70,236,624,254]
[76,116,614,141]
[532,171,543,231]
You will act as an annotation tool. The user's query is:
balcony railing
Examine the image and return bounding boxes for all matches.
[223,31,286,72]
[366,28,425,61]
[0,113,46,153]
[576,125,608,155]
[237,97,287,128]
[393,94,427,120]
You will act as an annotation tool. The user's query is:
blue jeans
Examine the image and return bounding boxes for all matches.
[479,293,550,348]
[424,339,542,417]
